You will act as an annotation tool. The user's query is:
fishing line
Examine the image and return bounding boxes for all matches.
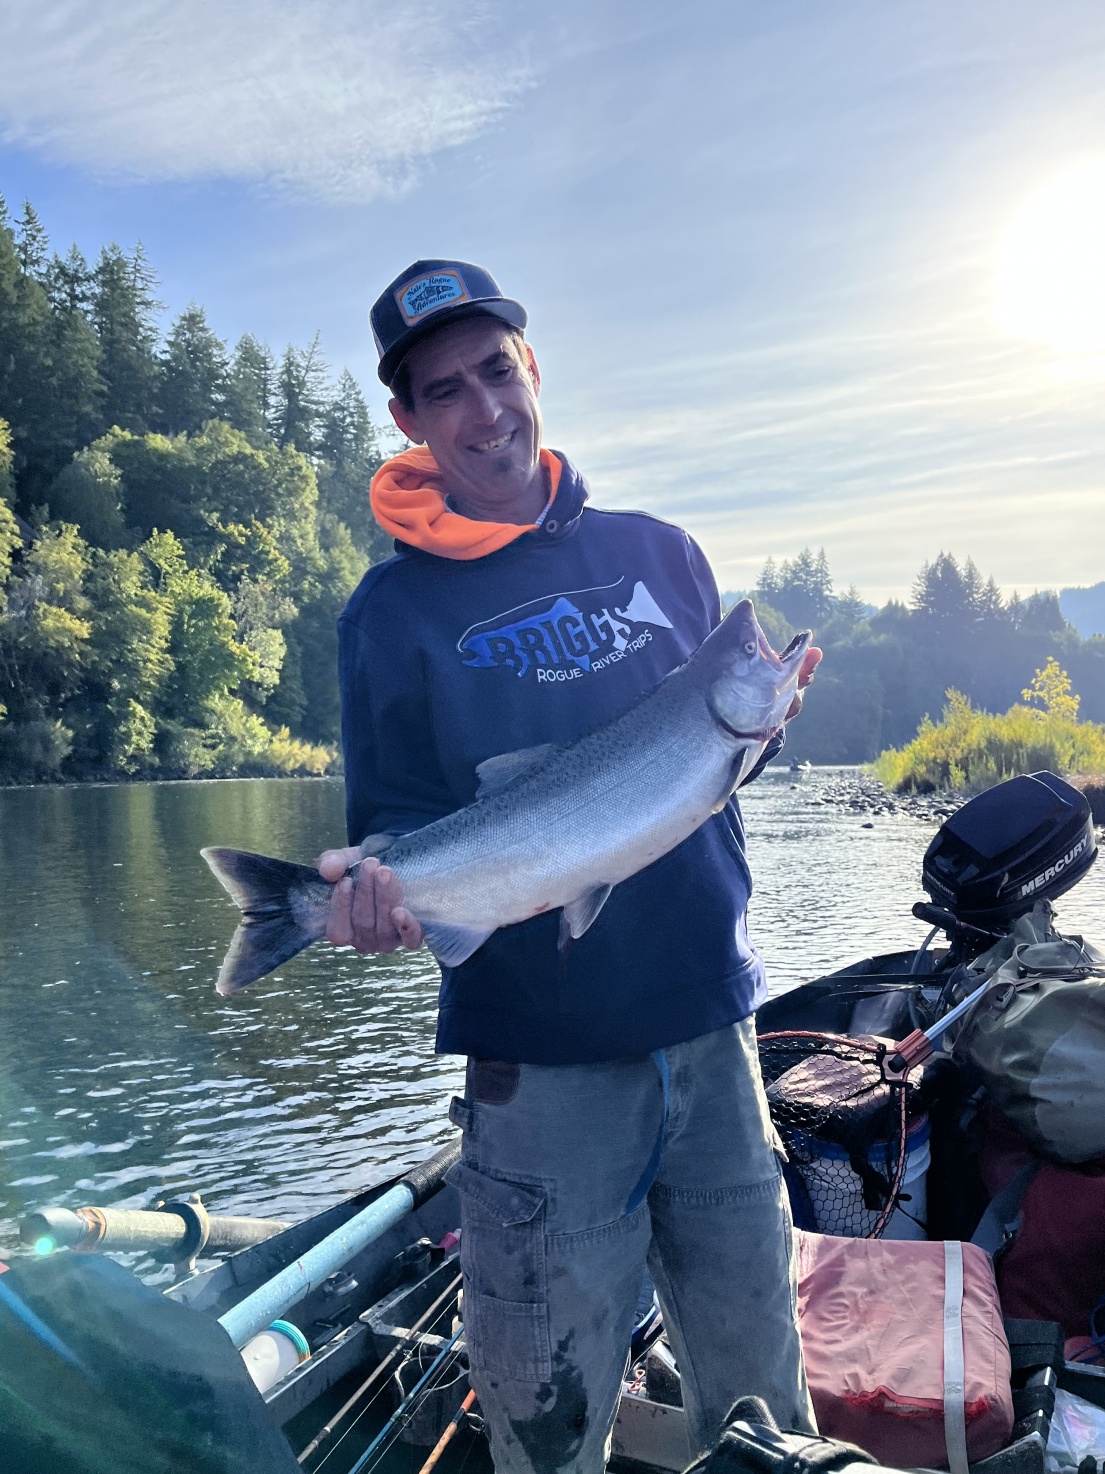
[360,1348,469,1474]
[310,1330,461,1474]
[300,1272,461,1468]
[318,1344,468,1474]
[344,1329,465,1474]
[349,1352,469,1474]
[359,1343,469,1471]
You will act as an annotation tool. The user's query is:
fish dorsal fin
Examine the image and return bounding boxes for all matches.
[475,743,557,798]
[422,921,494,968]
[559,884,614,947]
[358,833,396,859]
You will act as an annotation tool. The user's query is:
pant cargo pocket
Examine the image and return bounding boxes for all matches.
[446,1159,551,1382]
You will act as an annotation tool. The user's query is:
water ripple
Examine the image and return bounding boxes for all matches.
[1,771,1101,1258]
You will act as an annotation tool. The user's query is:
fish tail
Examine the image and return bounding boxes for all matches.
[201,847,330,996]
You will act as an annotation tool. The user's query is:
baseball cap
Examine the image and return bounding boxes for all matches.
[370,259,528,387]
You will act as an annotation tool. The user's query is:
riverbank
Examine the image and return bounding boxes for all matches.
[793,769,963,824]
[804,768,1105,827]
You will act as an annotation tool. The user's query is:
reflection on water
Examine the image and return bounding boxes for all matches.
[1,770,1102,1250]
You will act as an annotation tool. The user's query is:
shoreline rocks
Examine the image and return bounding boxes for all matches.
[790,768,1105,830]
[794,770,962,825]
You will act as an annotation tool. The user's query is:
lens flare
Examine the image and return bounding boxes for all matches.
[996,160,1105,359]
[33,1236,55,1257]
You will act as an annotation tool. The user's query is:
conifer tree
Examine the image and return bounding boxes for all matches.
[276,335,328,452]
[92,243,161,432]
[43,246,104,468]
[15,202,49,279]
[225,334,277,443]
[0,202,53,501]
[159,304,229,434]
[317,368,387,558]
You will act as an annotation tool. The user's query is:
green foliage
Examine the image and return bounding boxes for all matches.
[6,188,1101,788]
[0,497,19,586]
[92,242,161,433]
[872,679,1105,794]
[225,334,277,444]
[159,304,229,434]
[0,416,13,505]
[1022,656,1079,721]
[0,186,403,786]
[757,547,834,629]
[45,442,128,548]
[779,551,1105,766]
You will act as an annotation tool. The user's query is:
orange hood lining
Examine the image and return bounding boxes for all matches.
[370,447,562,562]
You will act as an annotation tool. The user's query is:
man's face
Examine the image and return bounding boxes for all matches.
[389,316,544,520]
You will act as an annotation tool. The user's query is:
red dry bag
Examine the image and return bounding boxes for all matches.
[796,1230,1014,1470]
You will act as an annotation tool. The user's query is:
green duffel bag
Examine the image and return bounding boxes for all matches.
[952,922,1105,1163]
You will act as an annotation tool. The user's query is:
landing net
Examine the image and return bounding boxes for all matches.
[758,1031,918,1239]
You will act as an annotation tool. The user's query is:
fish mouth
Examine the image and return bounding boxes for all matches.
[780,629,812,659]
[763,627,813,670]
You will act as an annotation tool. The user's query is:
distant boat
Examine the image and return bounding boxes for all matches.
[790,759,813,773]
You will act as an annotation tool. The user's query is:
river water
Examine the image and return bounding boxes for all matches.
[2,769,1103,1262]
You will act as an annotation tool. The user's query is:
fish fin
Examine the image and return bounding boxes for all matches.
[475,744,558,797]
[201,848,328,995]
[421,921,494,968]
[561,883,614,942]
[358,832,396,859]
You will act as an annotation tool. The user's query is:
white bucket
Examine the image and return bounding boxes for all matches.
[798,1115,931,1239]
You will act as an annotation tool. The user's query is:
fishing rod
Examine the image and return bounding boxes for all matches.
[298,1270,462,1466]
[344,1326,465,1474]
[416,1388,479,1474]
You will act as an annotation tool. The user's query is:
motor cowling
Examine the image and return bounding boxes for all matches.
[922,772,1097,933]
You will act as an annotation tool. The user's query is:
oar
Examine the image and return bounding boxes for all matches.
[218,1140,460,1349]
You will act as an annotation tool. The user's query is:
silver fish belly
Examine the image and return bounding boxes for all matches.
[202,600,811,992]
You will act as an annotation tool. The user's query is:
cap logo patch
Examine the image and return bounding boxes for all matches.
[397,270,471,326]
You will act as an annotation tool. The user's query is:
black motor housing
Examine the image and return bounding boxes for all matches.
[922,771,1097,931]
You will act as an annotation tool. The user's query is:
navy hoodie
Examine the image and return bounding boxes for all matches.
[338,453,776,1065]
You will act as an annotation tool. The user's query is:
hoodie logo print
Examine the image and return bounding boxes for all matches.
[458,579,673,680]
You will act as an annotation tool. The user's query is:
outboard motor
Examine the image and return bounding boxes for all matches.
[916,772,1097,947]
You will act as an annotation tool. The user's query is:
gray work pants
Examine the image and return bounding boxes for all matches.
[445,1019,814,1474]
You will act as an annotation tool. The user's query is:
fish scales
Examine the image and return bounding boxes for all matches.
[389,681,727,929]
[202,601,811,993]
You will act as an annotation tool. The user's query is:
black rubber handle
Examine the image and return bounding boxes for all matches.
[402,1139,461,1210]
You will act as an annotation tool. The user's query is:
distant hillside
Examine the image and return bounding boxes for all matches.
[1060,582,1105,638]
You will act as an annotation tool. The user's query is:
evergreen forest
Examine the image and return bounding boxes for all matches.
[0,195,392,784]
[743,549,1105,767]
[1,193,1102,786]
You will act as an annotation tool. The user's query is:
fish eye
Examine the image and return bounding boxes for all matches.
[742,640,757,656]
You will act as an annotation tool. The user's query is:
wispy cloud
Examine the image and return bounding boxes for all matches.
[0,0,531,202]
[549,306,1105,602]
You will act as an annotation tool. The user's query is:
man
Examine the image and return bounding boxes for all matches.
[319,260,820,1474]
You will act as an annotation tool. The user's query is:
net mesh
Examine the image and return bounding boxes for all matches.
[758,1031,919,1239]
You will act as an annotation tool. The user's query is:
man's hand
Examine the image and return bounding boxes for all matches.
[785,646,823,722]
[318,846,424,954]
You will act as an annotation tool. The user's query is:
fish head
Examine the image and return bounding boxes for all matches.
[702,599,812,743]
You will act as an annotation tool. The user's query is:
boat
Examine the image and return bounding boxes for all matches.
[8,772,1105,1474]
[789,758,813,773]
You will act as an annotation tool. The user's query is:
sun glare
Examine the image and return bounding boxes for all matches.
[996,160,1105,361]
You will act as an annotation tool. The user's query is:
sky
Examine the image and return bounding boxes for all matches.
[0,0,1103,604]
